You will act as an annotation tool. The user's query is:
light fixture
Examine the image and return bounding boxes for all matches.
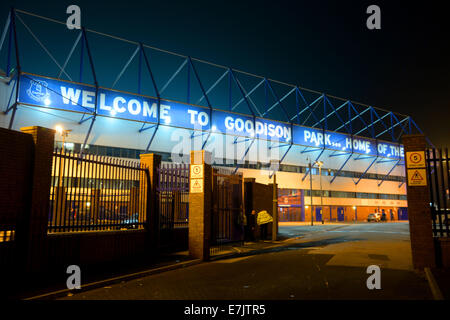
[55,125,64,135]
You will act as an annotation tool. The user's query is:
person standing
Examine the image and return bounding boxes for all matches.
[257,210,273,241]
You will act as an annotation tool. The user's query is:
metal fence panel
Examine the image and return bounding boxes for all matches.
[427,148,450,237]
[48,149,149,233]
[210,167,244,255]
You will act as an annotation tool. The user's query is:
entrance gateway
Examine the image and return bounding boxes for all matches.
[0,8,424,247]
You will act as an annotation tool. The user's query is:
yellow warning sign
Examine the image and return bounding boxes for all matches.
[407,169,427,186]
[190,164,204,179]
[190,178,204,193]
[406,151,426,169]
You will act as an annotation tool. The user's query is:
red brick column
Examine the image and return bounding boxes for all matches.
[140,153,161,253]
[402,134,436,269]
[19,126,55,273]
[189,150,212,261]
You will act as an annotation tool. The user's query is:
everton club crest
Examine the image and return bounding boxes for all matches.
[27,79,50,103]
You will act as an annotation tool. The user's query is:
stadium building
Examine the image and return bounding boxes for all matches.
[0,9,428,223]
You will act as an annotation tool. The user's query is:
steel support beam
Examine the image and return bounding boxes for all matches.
[79,27,98,157]
[264,79,293,122]
[378,159,402,187]
[58,31,82,79]
[8,8,21,130]
[354,156,378,185]
[160,58,188,94]
[330,153,353,184]
[196,69,228,105]
[302,148,325,182]
[15,13,72,81]
[0,12,11,58]
[112,45,140,88]
[232,78,264,111]
[233,138,256,174]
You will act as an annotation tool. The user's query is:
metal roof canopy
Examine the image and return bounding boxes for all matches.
[0,8,429,184]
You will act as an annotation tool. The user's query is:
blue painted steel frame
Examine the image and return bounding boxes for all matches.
[1,7,435,165]
[330,153,353,184]
[79,27,98,157]
[7,8,21,130]
[187,57,213,150]
[302,148,325,182]
[138,43,162,152]
[378,159,402,187]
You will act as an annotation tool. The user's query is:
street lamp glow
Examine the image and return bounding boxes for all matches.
[55,125,64,135]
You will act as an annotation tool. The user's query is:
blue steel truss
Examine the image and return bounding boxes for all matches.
[0,8,433,178]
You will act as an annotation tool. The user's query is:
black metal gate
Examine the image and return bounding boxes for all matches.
[210,167,244,255]
[157,163,189,249]
[426,148,450,237]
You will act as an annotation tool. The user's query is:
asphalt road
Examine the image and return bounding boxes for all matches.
[61,222,433,300]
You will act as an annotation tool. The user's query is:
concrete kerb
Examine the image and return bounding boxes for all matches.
[23,258,203,300]
[24,225,349,300]
[424,267,445,300]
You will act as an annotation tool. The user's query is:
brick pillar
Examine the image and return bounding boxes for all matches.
[189,150,212,261]
[402,134,436,269]
[19,126,55,273]
[140,154,161,253]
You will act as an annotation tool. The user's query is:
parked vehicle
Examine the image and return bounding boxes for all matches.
[121,213,140,229]
[367,213,381,222]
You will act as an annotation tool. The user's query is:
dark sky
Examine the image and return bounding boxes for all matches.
[1,0,449,147]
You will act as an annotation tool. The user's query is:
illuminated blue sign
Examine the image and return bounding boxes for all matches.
[18,73,403,159]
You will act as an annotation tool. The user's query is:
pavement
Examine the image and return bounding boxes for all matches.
[20,221,450,300]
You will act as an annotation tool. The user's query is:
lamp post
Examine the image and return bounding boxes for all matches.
[53,125,72,227]
[55,125,72,153]
[314,160,324,224]
[55,125,72,187]
[307,158,313,226]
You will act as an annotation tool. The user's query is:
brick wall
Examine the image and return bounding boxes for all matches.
[0,127,34,231]
[0,127,34,285]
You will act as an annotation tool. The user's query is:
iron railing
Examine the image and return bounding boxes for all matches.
[157,163,190,230]
[427,148,450,237]
[48,149,149,233]
[210,167,244,255]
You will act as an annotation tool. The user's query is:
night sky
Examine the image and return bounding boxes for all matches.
[1,0,449,147]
